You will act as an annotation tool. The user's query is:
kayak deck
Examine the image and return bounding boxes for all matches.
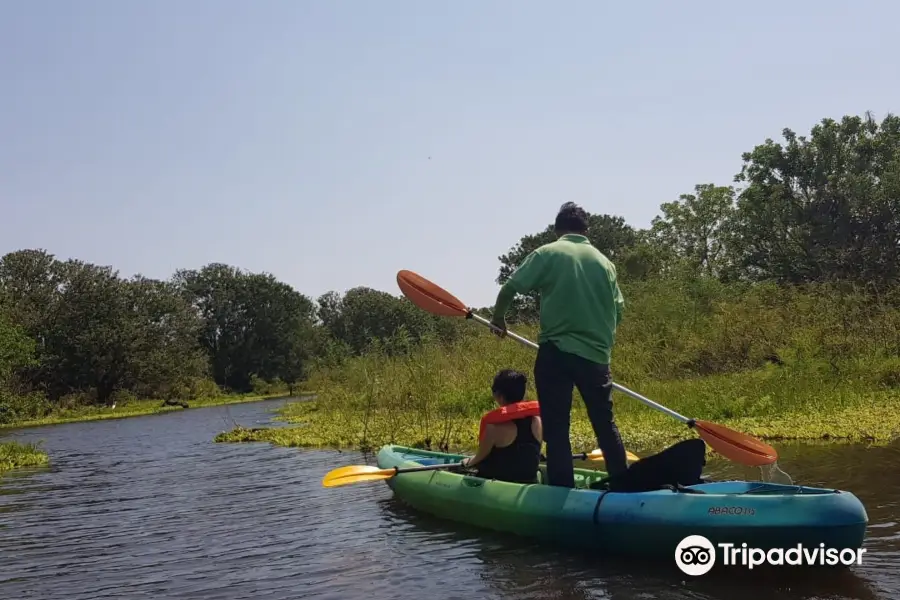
[376,445,869,559]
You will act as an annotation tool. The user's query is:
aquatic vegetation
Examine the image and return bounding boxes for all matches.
[215,281,900,457]
[0,441,49,474]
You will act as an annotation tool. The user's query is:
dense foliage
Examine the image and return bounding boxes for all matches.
[0,257,468,424]
[3,111,900,429]
[493,112,900,320]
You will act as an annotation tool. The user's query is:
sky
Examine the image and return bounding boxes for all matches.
[1,1,898,309]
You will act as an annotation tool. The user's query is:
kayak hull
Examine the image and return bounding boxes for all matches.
[375,445,868,560]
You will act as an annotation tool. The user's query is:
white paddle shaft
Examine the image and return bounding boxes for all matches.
[469,312,691,425]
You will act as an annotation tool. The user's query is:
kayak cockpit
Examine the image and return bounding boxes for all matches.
[392,447,840,496]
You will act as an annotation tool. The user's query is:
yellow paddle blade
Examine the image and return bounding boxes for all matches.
[322,465,397,488]
[587,449,641,462]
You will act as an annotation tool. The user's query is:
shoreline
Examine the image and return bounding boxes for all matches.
[0,392,315,431]
[213,391,900,457]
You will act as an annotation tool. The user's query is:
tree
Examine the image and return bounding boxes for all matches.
[316,291,344,332]
[0,249,64,342]
[651,184,736,278]
[729,112,900,286]
[173,264,319,391]
[239,272,318,385]
[123,276,209,400]
[32,262,207,404]
[0,311,36,386]
[172,263,246,388]
[314,286,466,357]
[318,287,429,355]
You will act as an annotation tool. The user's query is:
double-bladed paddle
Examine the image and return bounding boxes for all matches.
[395,269,781,469]
[322,448,640,488]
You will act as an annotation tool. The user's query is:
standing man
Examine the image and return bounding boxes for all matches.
[489,202,629,488]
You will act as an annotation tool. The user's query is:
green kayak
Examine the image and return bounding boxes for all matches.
[375,444,868,561]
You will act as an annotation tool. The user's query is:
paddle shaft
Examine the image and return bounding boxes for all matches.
[468,312,692,426]
[392,452,616,476]
[391,462,464,475]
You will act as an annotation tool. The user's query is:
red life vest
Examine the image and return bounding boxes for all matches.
[478,400,541,441]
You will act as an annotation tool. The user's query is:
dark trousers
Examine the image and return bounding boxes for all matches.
[534,341,628,488]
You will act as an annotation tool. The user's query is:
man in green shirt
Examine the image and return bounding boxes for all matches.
[490,202,628,488]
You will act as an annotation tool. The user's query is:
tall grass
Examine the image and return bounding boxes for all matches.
[0,441,49,474]
[217,279,900,453]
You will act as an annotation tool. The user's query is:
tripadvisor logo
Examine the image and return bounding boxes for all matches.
[674,535,867,576]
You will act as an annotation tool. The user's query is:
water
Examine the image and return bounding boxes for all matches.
[1,398,898,600]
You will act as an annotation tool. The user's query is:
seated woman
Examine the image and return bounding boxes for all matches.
[460,369,543,484]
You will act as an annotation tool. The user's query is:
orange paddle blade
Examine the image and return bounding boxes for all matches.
[693,420,778,466]
[396,270,469,317]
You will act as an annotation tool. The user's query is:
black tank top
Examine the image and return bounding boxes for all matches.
[475,417,541,484]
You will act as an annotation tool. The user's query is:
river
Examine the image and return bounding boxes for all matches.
[0,397,897,600]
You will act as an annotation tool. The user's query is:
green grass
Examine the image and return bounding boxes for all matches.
[0,441,49,474]
[0,392,305,430]
[213,340,900,457]
[214,280,900,458]
[214,364,900,457]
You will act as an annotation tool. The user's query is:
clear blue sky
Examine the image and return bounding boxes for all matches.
[2,1,897,308]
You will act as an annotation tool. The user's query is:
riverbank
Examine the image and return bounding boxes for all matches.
[216,280,900,456]
[0,441,49,474]
[213,338,900,457]
[214,377,900,456]
[1,392,311,431]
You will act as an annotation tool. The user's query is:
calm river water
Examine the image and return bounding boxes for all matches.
[1,397,898,600]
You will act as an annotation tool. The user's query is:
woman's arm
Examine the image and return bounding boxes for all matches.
[462,425,496,467]
[532,415,543,443]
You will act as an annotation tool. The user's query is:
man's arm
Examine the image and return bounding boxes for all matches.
[613,281,625,326]
[491,250,547,328]
[491,283,517,327]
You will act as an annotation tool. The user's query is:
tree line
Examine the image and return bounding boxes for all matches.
[1,111,898,422]
[0,255,466,423]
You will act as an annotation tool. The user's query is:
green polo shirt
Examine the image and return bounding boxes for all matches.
[492,234,624,365]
